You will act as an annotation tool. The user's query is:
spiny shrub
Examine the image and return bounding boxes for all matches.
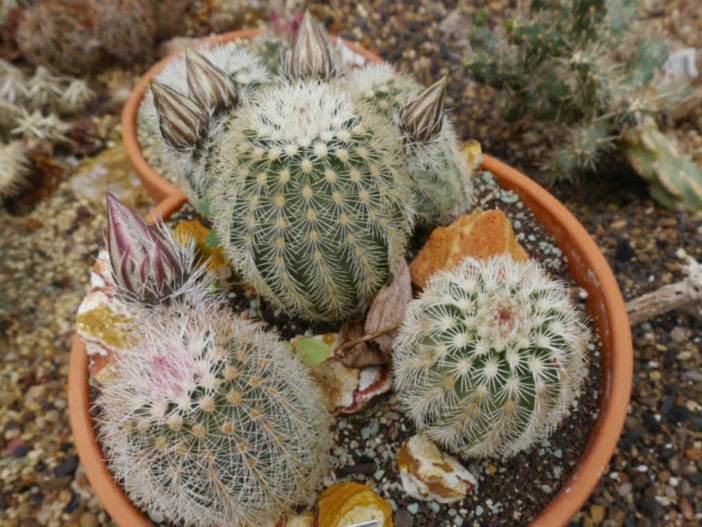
[96,304,333,526]
[209,80,414,321]
[464,0,702,212]
[393,254,588,458]
[15,0,104,75]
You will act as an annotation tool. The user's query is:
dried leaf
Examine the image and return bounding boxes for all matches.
[336,320,389,368]
[364,258,412,353]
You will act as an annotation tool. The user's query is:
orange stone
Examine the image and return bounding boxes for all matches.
[317,482,393,527]
[173,220,229,270]
[409,209,529,288]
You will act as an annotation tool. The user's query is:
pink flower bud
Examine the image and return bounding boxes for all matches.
[150,81,208,150]
[185,48,238,112]
[106,193,183,303]
[284,11,335,80]
[400,76,448,142]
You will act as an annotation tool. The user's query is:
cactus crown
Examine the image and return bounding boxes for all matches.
[96,305,333,526]
[393,255,588,458]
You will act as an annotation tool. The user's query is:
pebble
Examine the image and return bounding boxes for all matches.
[669,326,686,343]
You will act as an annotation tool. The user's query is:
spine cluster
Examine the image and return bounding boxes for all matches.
[393,255,588,458]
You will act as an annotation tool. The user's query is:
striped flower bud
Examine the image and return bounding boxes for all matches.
[400,76,448,142]
[150,81,208,151]
[284,10,335,80]
[185,48,238,112]
[106,193,184,304]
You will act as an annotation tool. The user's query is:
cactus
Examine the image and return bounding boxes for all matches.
[96,304,333,526]
[15,0,104,75]
[0,59,26,104]
[91,0,155,63]
[393,255,588,458]
[0,140,29,198]
[209,80,415,321]
[464,0,702,212]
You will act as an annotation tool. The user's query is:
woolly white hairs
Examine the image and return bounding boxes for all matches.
[393,254,588,459]
[209,79,415,321]
[0,141,29,199]
[96,305,332,527]
[139,43,272,201]
[11,109,70,147]
[26,66,63,108]
[57,79,95,115]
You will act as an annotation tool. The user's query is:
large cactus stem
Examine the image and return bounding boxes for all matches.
[621,117,702,212]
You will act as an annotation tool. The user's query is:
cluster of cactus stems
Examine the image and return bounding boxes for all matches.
[393,255,588,458]
[11,0,189,75]
[0,60,95,198]
[145,11,477,321]
[98,194,333,526]
[464,0,702,212]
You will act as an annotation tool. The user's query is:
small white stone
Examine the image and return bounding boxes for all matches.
[397,435,477,504]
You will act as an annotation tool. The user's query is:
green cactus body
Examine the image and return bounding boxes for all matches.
[393,255,588,458]
[622,118,702,212]
[97,307,332,527]
[91,0,156,63]
[16,0,104,75]
[344,63,421,121]
[209,81,415,321]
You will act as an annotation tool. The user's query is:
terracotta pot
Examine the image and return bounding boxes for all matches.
[121,29,385,204]
[68,153,632,527]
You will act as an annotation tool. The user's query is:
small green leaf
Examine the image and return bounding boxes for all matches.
[195,199,210,217]
[296,338,332,366]
[204,229,220,249]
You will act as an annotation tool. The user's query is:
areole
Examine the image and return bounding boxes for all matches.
[72,27,635,527]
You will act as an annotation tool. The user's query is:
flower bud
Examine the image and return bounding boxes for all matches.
[400,76,448,142]
[106,193,183,304]
[150,81,208,150]
[284,10,335,80]
[185,48,238,112]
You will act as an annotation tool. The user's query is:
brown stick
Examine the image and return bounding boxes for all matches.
[334,322,402,358]
[626,257,702,326]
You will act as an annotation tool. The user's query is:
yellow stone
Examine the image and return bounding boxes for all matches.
[317,482,393,527]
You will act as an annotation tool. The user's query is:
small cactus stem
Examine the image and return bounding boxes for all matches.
[150,81,208,151]
[185,48,238,112]
[400,76,448,142]
[284,10,335,80]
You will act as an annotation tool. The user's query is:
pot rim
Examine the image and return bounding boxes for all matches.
[68,153,632,527]
[121,28,383,204]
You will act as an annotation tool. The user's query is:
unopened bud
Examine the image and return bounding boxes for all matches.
[185,48,238,112]
[106,193,184,304]
[400,76,448,142]
[284,11,335,80]
[150,81,208,150]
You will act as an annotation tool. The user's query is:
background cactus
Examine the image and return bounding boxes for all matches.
[96,304,332,527]
[464,0,702,212]
[92,0,156,63]
[210,80,415,321]
[0,140,28,198]
[393,255,588,458]
[15,0,104,75]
